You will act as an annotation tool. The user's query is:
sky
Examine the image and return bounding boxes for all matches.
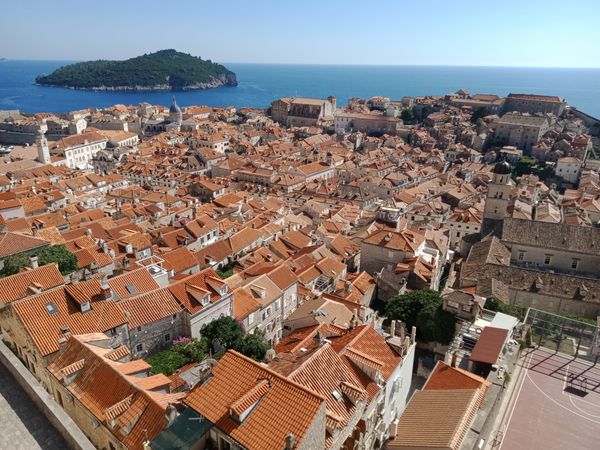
[1,0,599,67]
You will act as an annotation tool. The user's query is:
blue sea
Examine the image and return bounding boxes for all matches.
[1,60,599,117]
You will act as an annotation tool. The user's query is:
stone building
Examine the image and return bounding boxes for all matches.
[492,113,550,152]
[334,112,401,135]
[503,93,567,117]
[46,334,183,450]
[118,287,187,359]
[270,97,292,124]
[459,235,600,318]
[167,267,234,338]
[555,156,582,185]
[143,97,184,134]
[282,97,336,127]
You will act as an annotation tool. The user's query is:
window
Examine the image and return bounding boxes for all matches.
[136,326,142,332]
[571,259,579,270]
[164,333,171,343]
[135,344,143,353]
[108,328,117,336]
[220,437,232,450]
[518,251,524,261]
[544,255,552,265]
[45,303,58,315]
[248,313,254,325]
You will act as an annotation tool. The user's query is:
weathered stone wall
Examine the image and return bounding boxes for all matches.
[0,340,95,450]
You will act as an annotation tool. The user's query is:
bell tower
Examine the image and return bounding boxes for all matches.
[36,131,51,164]
[481,161,514,237]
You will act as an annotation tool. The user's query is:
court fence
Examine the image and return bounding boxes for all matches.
[523,308,600,362]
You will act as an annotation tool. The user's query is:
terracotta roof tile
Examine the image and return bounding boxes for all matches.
[184,350,326,450]
[0,263,64,305]
[118,288,182,329]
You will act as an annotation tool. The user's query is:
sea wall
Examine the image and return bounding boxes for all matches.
[0,340,95,450]
[571,108,600,136]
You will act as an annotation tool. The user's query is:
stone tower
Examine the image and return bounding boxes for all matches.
[169,97,182,124]
[36,131,51,164]
[481,161,514,236]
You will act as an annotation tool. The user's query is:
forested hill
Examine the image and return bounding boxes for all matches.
[35,50,238,90]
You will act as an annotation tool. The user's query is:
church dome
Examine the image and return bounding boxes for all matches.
[169,97,182,124]
[170,98,181,114]
[493,161,511,175]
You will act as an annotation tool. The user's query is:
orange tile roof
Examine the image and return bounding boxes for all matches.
[0,263,64,304]
[47,334,183,450]
[11,285,127,357]
[107,268,160,300]
[167,267,226,314]
[0,232,48,258]
[425,361,491,405]
[331,325,402,380]
[232,286,262,320]
[270,344,367,445]
[160,246,198,273]
[184,350,326,450]
[118,288,182,329]
[386,389,481,450]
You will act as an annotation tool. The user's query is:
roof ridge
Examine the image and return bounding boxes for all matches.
[227,350,328,402]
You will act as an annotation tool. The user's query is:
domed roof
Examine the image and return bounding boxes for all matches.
[170,97,181,114]
[493,161,511,175]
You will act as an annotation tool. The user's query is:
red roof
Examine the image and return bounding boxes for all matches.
[469,327,508,365]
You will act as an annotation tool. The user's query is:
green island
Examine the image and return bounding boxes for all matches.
[35,49,238,91]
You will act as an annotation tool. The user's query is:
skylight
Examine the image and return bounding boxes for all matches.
[126,284,137,294]
[45,302,58,315]
[331,390,342,401]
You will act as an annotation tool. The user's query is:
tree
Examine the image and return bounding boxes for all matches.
[200,316,270,361]
[512,156,536,178]
[147,348,189,376]
[237,332,270,361]
[0,253,31,277]
[385,289,455,344]
[201,316,244,351]
[488,135,508,148]
[37,245,78,274]
[146,337,209,375]
[470,107,487,123]
[401,108,414,124]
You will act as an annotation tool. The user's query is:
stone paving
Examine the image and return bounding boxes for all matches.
[0,362,68,450]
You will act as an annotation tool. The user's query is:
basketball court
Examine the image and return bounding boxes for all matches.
[499,347,600,450]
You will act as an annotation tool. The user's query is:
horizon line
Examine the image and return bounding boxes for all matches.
[3,58,600,70]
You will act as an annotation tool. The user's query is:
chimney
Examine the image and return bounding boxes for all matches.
[352,308,359,328]
[165,403,178,427]
[30,255,39,269]
[100,274,111,299]
[451,351,458,368]
[411,326,416,344]
[344,281,352,295]
[285,434,296,450]
[389,320,396,337]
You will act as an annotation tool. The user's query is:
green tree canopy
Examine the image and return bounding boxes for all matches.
[0,253,31,277]
[385,289,456,344]
[401,108,414,124]
[470,107,487,123]
[512,156,537,178]
[201,317,244,351]
[38,245,78,274]
[200,316,271,361]
[237,332,270,361]
[146,337,209,375]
